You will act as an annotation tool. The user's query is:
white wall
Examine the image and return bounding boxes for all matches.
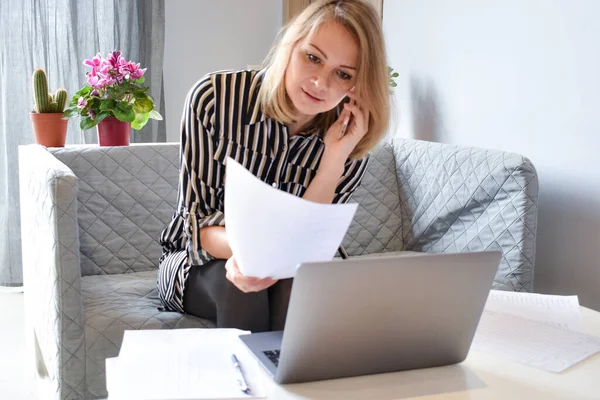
[384,0,600,309]
[164,0,282,142]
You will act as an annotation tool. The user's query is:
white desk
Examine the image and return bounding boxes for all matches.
[107,307,600,400]
[264,307,600,400]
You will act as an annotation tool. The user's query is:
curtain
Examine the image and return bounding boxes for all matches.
[0,0,166,286]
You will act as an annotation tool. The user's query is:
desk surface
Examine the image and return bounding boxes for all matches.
[265,307,600,400]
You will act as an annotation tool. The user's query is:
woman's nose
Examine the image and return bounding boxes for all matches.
[311,74,329,90]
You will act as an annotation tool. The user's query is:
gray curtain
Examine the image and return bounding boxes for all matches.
[0,0,166,285]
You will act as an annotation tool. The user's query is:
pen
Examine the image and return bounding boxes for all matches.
[231,353,251,394]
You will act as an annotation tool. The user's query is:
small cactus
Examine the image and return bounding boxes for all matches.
[54,88,68,111]
[33,68,50,113]
[32,68,68,113]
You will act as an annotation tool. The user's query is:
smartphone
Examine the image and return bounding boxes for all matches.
[339,96,354,138]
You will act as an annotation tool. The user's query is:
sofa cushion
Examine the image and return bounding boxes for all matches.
[342,141,403,255]
[81,271,215,399]
[51,145,181,277]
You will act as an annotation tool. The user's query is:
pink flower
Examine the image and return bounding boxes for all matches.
[97,76,116,87]
[90,89,99,97]
[81,50,148,92]
[131,67,146,80]
[97,63,112,78]
[83,53,103,69]
[116,61,144,81]
[86,71,99,88]
[77,97,87,109]
[107,51,122,68]
[88,108,95,120]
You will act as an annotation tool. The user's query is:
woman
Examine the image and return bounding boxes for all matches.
[158,0,390,332]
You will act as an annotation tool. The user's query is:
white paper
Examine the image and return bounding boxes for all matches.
[472,311,600,372]
[107,329,265,399]
[224,157,358,279]
[484,289,583,331]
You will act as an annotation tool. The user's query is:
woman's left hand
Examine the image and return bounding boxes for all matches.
[323,89,369,162]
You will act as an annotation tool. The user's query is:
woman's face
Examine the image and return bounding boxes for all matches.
[285,21,358,122]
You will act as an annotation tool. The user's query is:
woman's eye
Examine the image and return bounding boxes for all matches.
[306,52,320,64]
[337,70,352,81]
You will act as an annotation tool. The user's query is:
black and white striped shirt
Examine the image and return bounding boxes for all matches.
[158,69,369,313]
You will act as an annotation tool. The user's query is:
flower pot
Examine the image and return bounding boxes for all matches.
[97,117,131,146]
[30,112,68,147]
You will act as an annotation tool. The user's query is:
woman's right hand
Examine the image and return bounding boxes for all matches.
[225,256,277,293]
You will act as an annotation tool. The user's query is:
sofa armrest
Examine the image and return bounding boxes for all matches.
[393,138,539,292]
[18,144,85,400]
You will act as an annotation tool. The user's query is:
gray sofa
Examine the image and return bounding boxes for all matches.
[18,138,538,399]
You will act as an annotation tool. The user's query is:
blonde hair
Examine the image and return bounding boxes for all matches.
[258,0,390,159]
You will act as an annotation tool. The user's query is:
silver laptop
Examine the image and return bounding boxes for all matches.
[239,250,502,384]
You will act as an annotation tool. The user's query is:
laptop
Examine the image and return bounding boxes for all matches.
[239,250,502,384]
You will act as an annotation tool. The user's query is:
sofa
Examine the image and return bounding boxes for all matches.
[18,138,539,399]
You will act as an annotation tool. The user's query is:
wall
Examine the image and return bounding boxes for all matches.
[384,0,600,309]
[164,0,282,142]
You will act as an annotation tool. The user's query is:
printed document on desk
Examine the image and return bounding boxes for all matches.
[224,157,358,279]
[472,311,600,372]
[474,291,599,372]
[484,289,583,331]
[107,329,265,399]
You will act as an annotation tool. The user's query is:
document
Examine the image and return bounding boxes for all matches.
[106,329,266,399]
[484,289,583,331]
[472,311,600,373]
[224,157,358,279]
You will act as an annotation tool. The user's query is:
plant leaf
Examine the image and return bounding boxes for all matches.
[107,86,128,101]
[112,106,135,123]
[148,110,163,120]
[134,97,153,113]
[62,107,80,118]
[100,99,117,111]
[116,101,131,112]
[131,112,150,130]
[95,111,111,124]
[80,116,96,130]
[75,86,92,97]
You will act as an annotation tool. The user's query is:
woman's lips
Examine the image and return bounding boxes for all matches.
[302,88,323,103]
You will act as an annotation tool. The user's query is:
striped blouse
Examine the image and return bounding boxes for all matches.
[158,69,369,313]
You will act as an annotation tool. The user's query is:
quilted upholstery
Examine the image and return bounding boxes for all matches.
[19,145,85,400]
[391,139,538,292]
[18,139,539,399]
[82,271,214,398]
[342,141,403,255]
[50,145,180,277]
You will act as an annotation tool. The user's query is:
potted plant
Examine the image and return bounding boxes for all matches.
[388,66,399,91]
[63,50,163,146]
[30,68,69,147]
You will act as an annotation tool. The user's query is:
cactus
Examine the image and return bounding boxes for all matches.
[32,68,68,113]
[54,88,67,111]
[33,68,50,113]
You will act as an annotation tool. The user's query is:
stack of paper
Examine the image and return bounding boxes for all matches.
[106,329,266,399]
[224,157,357,279]
[472,290,600,372]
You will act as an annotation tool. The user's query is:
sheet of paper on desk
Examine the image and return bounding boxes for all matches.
[472,311,600,372]
[224,157,358,279]
[484,289,583,331]
[108,329,266,399]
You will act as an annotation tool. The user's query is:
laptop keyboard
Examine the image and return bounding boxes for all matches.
[263,350,281,366]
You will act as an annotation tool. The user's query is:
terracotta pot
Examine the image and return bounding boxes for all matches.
[97,117,131,146]
[30,112,68,147]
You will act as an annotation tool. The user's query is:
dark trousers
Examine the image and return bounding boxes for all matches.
[183,259,293,332]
